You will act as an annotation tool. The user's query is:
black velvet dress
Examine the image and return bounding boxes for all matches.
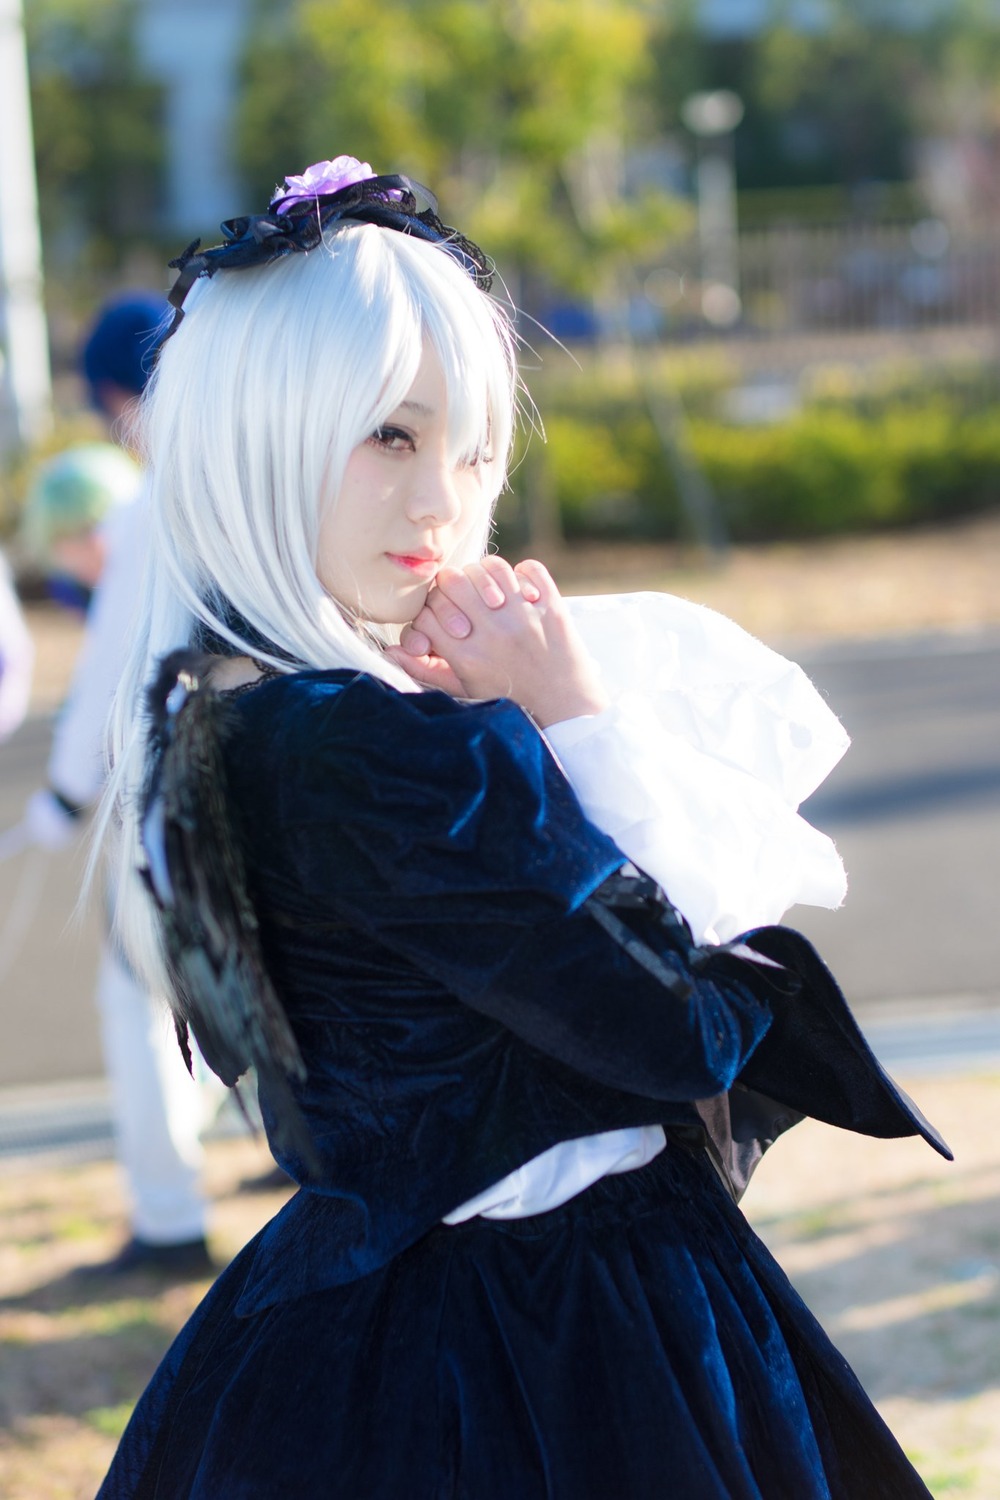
[98,670,946,1499]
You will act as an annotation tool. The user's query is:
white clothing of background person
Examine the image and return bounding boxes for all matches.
[0,550,33,742]
[27,497,212,1250]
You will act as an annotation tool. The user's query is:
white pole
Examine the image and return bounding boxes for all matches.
[0,0,52,450]
[682,90,744,329]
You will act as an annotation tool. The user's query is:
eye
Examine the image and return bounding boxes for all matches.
[367,425,415,453]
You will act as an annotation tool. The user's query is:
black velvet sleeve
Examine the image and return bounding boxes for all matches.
[735,926,951,1158]
[245,672,776,1105]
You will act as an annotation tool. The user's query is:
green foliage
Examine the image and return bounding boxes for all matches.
[649,0,1000,204]
[532,410,674,539]
[237,0,689,293]
[25,0,165,269]
[508,359,1000,543]
[84,1403,135,1439]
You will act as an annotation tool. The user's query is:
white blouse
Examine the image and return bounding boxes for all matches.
[444,593,848,1224]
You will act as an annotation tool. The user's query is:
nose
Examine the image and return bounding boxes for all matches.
[406,451,466,527]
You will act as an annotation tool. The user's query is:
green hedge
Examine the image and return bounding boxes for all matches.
[504,379,1000,543]
[694,401,1000,538]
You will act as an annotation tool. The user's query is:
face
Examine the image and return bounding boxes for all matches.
[317,342,487,624]
[50,530,107,588]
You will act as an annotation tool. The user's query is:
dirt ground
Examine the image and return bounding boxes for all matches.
[552,506,1000,645]
[6,513,1000,1496]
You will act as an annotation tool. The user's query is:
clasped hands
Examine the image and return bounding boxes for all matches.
[384,557,609,729]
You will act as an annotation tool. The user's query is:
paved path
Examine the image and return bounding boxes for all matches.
[0,714,104,1087]
[789,631,1000,1006]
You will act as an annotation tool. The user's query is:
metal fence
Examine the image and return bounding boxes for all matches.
[648,219,1000,344]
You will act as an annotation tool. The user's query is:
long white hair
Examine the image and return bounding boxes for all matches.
[101,222,519,987]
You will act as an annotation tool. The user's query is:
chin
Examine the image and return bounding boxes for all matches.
[364,586,430,628]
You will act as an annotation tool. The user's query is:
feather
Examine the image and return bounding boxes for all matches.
[142,649,318,1174]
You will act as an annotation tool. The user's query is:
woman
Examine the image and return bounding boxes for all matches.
[97,158,945,1498]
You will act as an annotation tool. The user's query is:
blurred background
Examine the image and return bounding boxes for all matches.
[1,2,999,1495]
[8,0,1000,548]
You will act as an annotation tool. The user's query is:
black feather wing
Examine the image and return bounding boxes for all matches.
[142,650,317,1172]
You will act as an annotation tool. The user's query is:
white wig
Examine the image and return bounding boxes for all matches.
[101,222,519,983]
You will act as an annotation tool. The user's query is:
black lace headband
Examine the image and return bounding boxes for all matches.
[165,161,493,340]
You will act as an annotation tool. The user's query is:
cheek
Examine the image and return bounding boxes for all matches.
[452,473,489,548]
[317,473,377,569]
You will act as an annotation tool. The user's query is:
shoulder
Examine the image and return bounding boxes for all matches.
[218,667,622,903]
[228,670,560,807]
[232,668,530,745]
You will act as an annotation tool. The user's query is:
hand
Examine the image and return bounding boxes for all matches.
[384,557,609,728]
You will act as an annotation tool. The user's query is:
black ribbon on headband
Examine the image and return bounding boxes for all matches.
[165,174,493,338]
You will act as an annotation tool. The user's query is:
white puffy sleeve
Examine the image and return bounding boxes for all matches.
[546,592,850,944]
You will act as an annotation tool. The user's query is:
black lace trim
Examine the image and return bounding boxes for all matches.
[217,664,284,700]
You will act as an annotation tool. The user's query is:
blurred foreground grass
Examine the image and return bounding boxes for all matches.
[0,1075,998,1498]
[0,1134,288,1499]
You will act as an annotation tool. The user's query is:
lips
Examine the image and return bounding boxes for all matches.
[386,551,441,578]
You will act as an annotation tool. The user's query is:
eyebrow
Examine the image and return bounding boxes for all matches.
[398,399,434,417]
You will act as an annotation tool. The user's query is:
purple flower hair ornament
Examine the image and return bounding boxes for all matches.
[272,156,376,211]
[164,156,492,339]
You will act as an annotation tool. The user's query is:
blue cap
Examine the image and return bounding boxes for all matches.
[81,292,169,408]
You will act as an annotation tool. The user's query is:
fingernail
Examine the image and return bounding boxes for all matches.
[404,631,430,655]
[447,615,471,637]
[521,583,540,602]
[485,586,506,608]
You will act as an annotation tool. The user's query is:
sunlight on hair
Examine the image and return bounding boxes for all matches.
[95,223,522,988]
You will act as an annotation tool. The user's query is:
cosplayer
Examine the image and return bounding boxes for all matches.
[96,157,945,1498]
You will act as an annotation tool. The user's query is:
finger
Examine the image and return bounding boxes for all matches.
[479,555,522,599]
[514,558,560,606]
[429,566,507,632]
[405,599,478,667]
[383,646,465,696]
[420,574,472,638]
[399,623,432,657]
[459,561,507,610]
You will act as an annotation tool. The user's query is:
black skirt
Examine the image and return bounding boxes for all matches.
[97,1143,930,1499]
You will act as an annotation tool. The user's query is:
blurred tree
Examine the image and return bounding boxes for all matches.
[649,0,983,203]
[752,2,938,191]
[25,0,164,271]
[236,0,690,297]
[921,0,1000,141]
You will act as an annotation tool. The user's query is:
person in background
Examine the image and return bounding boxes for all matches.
[0,547,33,742]
[19,295,215,1277]
[21,441,141,613]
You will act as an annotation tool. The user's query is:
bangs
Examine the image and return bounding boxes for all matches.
[346,227,516,504]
